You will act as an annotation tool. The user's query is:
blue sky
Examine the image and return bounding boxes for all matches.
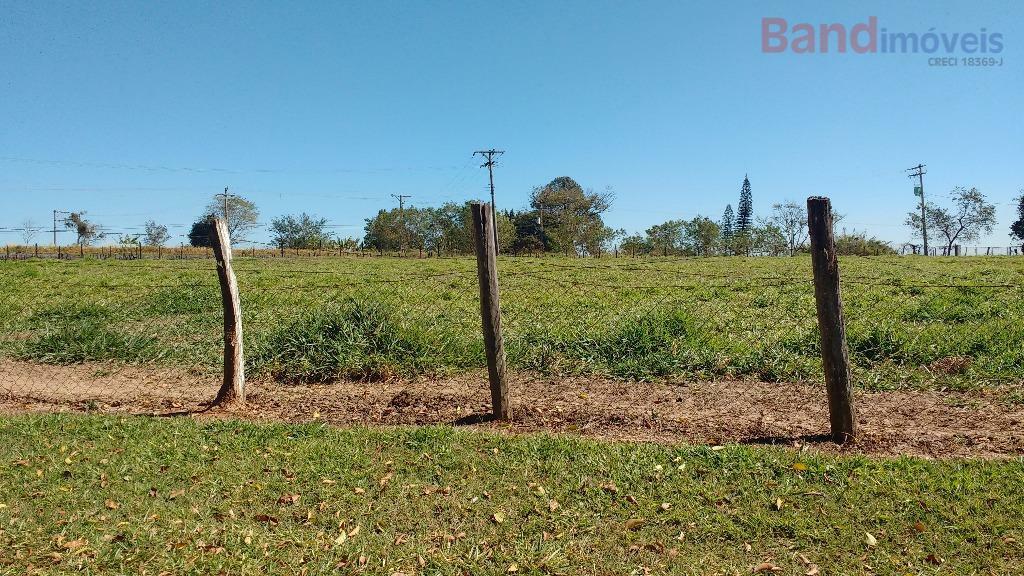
[2,1,1022,247]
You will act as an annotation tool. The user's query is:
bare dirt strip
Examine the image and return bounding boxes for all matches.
[1,359,1021,458]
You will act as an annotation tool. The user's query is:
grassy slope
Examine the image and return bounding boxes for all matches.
[1,256,1022,390]
[1,414,1021,575]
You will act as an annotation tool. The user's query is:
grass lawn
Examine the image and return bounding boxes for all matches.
[0,414,1021,575]
[1,255,1023,391]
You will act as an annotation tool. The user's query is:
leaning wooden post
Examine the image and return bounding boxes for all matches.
[470,202,510,420]
[210,216,245,406]
[807,197,856,443]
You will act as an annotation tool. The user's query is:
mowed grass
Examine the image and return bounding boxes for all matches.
[1,255,1023,390]
[0,414,1021,575]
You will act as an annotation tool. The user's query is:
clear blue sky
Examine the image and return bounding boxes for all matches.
[2,0,1022,247]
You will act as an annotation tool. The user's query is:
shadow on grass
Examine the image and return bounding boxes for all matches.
[452,412,497,426]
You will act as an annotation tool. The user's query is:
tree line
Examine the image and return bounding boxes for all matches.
[23,177,1024,256]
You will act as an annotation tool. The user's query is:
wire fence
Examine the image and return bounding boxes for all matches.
[1,247,1022,457]
[4,241,1024,262]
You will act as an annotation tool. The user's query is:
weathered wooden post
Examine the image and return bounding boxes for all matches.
[470,202,510,420]
[209,216,245,406]
[807,197,856,443]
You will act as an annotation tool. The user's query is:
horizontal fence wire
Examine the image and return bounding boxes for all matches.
[0,253,1021,457]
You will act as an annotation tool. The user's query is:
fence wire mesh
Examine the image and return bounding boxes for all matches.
[0,254,1021,457]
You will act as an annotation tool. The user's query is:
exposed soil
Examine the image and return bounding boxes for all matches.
[1,359,1021,458]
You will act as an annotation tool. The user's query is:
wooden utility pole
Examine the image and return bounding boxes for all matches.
[209,216,245,406]
[390,193,411,255]
[473,149,504,252]
[52,209,71,246]
[807,196,856,443]
[470,202,510,420]
[907,164,928,256]
[215,187,232,223]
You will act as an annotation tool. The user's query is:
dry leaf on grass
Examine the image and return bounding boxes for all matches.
[624,518,645,531]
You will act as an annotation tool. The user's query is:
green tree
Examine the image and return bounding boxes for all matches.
[188,217,214,247]
[205,192,259,245]
[143,220,171,247]
[529,177,613,256]
[270,213,332,249]
[683,216,721,257]
[362,209,403,253]
[749,223,788,256]
[509,209,550,254]
[645,220,685,256]
[736,176,753,233]
[1010,192,1024,250]
[720,204,735,255]
[618,234,651,257]
[906,187,996,254]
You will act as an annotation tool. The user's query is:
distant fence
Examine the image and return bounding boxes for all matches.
[4,242,1023,261]
[1,202,1022,456]
[900,244,1023,256]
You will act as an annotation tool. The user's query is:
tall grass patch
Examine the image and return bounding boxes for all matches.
[248,299,480,382]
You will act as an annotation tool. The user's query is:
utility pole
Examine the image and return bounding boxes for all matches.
[215,187,232,223]
[906,164,928,256]
[52,209,71,246]
[473,149,504,251]
[390,193,411,255]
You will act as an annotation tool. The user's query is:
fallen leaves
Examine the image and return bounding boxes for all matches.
[864,532,878,547]
[62,538,88,550]
[104,499,119,510]
[624,518,645,531]
[254,514,279,525]
[752,561,781,573]
[277,493,300,506]
[492,511,506,524]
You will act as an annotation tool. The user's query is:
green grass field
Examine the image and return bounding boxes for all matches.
[1,255,1022,391]
[1,414,1021,575]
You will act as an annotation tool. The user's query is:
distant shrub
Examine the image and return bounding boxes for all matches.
[834,232,896,256]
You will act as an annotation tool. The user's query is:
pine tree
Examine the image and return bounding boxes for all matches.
[720,204,735,241]
[736,175,753,232]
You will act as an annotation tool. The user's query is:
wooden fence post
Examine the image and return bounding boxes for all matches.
[210,217,245,406]
[471,202,510,420]
[807,196,856,443]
